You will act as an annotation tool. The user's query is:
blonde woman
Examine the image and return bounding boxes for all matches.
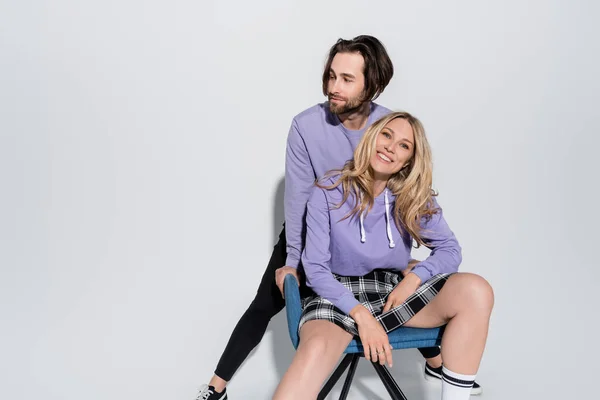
[273,112,494,400]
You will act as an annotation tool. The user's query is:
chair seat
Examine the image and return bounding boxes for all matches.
[344,325,444,354]
[284,275,444,352]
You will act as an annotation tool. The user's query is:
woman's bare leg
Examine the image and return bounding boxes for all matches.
[272,320,353,400]
[403,273,494,374]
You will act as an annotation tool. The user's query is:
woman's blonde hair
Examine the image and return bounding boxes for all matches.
[319,111,438,247]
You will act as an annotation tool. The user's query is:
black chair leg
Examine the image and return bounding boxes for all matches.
[371,362,408,400]
[318,354,354,400]
[338,354,360,400]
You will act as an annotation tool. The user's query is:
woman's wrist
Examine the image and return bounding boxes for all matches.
[404,272,422,288]
[349,304,373,324]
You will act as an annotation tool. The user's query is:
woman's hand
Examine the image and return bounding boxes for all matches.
[382,272,422,313]
[350,305,393,367]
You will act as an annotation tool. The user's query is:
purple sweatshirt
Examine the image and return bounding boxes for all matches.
[284,102,391,268]
[302,177,462,315]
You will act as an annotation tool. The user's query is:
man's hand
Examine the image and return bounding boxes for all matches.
[382,273,422,313]
[275,266,299,297]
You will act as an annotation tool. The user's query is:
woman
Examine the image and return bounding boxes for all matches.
[272,111,494,400]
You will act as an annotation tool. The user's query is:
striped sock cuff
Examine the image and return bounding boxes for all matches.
[441,366,476,388]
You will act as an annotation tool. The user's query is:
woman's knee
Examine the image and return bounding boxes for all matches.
[449,273,494,314]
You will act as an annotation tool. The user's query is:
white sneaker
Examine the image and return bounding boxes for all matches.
[196,384,228,400]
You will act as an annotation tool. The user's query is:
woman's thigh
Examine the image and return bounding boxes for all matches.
[298,319,354,354]
[402,272,492,329]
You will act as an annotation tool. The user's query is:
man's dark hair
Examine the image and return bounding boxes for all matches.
[322,35,394,101]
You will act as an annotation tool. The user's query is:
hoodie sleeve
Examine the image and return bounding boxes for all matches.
[410,198,463,284]
[302,186,361,315]
[284,119,316,268]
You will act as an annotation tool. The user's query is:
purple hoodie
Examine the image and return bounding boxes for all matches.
[301,176,462,315]
[284,102,391,268]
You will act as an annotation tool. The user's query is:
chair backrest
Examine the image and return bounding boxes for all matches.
[284,274,303,349]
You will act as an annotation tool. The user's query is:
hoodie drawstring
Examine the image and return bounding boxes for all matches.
[384,189,396,248]
[359,189,395,248]
[359,202,366,243]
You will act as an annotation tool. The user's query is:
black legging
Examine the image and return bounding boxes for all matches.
[214,226,441,381]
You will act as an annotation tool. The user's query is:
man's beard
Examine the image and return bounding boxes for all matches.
[328,94,364,115]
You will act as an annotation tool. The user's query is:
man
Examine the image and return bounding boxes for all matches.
[197,35,481,400]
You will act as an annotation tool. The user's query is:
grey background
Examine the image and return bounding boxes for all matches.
[1,0,598,399]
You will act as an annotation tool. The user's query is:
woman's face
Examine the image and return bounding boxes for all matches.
[370,118,415,179]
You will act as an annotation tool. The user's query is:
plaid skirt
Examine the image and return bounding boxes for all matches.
[299,270,452,336]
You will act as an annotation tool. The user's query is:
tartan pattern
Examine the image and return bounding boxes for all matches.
[299,270,452,336]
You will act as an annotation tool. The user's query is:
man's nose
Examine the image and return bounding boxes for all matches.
[331,78,341,93]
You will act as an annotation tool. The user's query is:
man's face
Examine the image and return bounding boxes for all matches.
[327,52,366,115]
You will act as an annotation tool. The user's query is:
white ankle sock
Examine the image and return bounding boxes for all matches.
[441,366,476,400]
